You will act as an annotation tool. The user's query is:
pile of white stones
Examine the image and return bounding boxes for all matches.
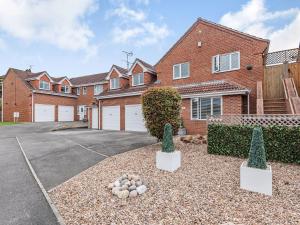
[108,174,147,199]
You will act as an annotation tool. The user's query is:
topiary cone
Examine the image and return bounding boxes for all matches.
[247,126,267,169]
[162,123,175,153]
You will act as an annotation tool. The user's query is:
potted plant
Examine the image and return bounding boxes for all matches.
[177,117,187,136]
[240,126,272,196]
[156,123,181,172]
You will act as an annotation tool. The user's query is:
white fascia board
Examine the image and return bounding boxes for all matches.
[33,90,78,98]
[73,81,108,87]
[96,91,143,100]
[181,89,250,99]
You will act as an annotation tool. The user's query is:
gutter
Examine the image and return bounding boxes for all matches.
[1,81,3,122]
[96,91,144,100]
[180,89,250,99]
[32,90,78,98]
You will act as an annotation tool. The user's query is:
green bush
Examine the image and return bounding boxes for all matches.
[248,127,267,169]
[208,124,300,164]
[162,123,175,153]
[142,87,181,141]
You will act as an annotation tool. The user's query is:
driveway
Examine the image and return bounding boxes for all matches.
[0,123,156,224]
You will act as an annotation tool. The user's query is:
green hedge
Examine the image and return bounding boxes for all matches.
[207,124,300,164]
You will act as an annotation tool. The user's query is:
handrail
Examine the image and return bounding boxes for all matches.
[256,81,264,115]
[282,77,300,114]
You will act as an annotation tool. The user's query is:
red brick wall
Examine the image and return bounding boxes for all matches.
[3,70,32,122]
[99,96,141,130]
[155,20,269,114]
[76,85,96,106]
[129,64,156,86]
[34,93,77,122]
[109,70,129,90]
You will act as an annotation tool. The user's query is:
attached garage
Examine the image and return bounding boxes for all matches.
[35,104,55,122]
[102,106,120,130]
[58,105,74,122]
[125,104,147,132]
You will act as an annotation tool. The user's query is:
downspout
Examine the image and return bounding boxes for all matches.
[32,92,34,122]
[247,91,250,115]
[1,81,3,122]
[98,100,101,130]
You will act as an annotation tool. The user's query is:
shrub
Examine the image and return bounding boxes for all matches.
[162,123,175,153]
[142,87,181,141]
[247,127,267,169]
[208,124,300,164]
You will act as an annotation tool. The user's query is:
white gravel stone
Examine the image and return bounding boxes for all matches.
[135,180,142,187]
[128,185,136,191]
[117,190,129,199]
[136,185,147,195]
[114,180,121,187]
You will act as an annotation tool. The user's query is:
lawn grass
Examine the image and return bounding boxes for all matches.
[0,122,19,126]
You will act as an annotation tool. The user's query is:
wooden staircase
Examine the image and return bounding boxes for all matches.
[263,98,287,114]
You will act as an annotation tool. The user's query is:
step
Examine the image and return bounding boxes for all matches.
[264,110,287,114]
[264,105,286,109]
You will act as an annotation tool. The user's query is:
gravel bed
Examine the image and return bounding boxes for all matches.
[50,140,300,225]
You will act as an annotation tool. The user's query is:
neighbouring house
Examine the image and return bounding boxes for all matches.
[0,75,4,121]
[93,18,270,134]
[1,68,108,123]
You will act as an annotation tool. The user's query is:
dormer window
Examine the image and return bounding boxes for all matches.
[61,85,71,93]
[39,80,50,90]
[110,78,120,89]
[132,73,144,86]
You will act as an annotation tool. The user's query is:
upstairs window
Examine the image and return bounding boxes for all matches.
[94,85,103,95]
[61,85,70,93]
[83,87,87,95]
[173,62,190,79]
[191,97,222,120]
[76,87,80,95]
[212,51,240,73]
[132,73,144,86]
[39,80,50,90]
[110,78,120,89]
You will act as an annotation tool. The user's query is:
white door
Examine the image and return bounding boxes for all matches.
[78,105,86,120]
[92,107,99,129]
[125,104,147,132]
[58,106,74,122]
[35,104,55,122]
[102,106,120,130]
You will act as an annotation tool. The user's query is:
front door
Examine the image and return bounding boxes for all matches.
[78,105,86,120]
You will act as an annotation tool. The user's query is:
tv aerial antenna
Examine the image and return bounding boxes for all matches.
[122,51,133,70]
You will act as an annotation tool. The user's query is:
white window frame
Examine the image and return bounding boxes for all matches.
[190,96,223,120]
[173,62,190,80]
[212,51,240,73]
[94,84,103,95]
[132,73,144,86]
[76,87,80,95]
[61,85,71,93]
[83,87,87,95]
[110,78,120,90]
[39,80,50,90]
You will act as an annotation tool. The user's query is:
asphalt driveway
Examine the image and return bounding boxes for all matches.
[0,123,156,224]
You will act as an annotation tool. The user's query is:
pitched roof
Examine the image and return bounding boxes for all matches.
[96,85,149,99]
[155,18,269,67]
[113,65,128,75]
[136,58,155,72]
[70,72,108,85]
[176,80,249,96]
[51,77,66,83]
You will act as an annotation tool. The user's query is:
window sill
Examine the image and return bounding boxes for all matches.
[212,68,240,74]
[132,83,144,87]
[173,76,190,80]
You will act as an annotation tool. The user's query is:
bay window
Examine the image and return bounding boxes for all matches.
[191,97,222,120]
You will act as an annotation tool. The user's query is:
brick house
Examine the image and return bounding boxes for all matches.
[94,18,269,134]
[1,68,107,123]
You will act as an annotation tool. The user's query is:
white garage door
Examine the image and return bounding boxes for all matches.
[102,106,120,130]
[125,104,147,132]
[92,107,99,129]
[35,104,55,122]
[58,106,74,122]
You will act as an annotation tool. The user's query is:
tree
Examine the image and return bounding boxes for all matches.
[248,127,267,169]
[142,87,181,141]
[162,123,175,152]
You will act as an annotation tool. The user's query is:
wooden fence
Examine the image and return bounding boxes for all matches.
[264,62,300,99]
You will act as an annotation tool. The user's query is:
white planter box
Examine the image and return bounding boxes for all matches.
[156,151,181,172]
[240,161,272,196]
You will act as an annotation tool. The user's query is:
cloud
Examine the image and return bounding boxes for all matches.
[0,0,98,51]
[0,38,6,50]
[220,0,300,51]
[107,0,170,46]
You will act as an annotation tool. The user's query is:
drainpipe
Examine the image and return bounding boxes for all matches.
[247,91,250,115]
[98,100,101,130]
[31,92,34,122]
[1,81,3,122]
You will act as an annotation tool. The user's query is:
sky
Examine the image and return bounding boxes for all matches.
[0,0,299,77]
